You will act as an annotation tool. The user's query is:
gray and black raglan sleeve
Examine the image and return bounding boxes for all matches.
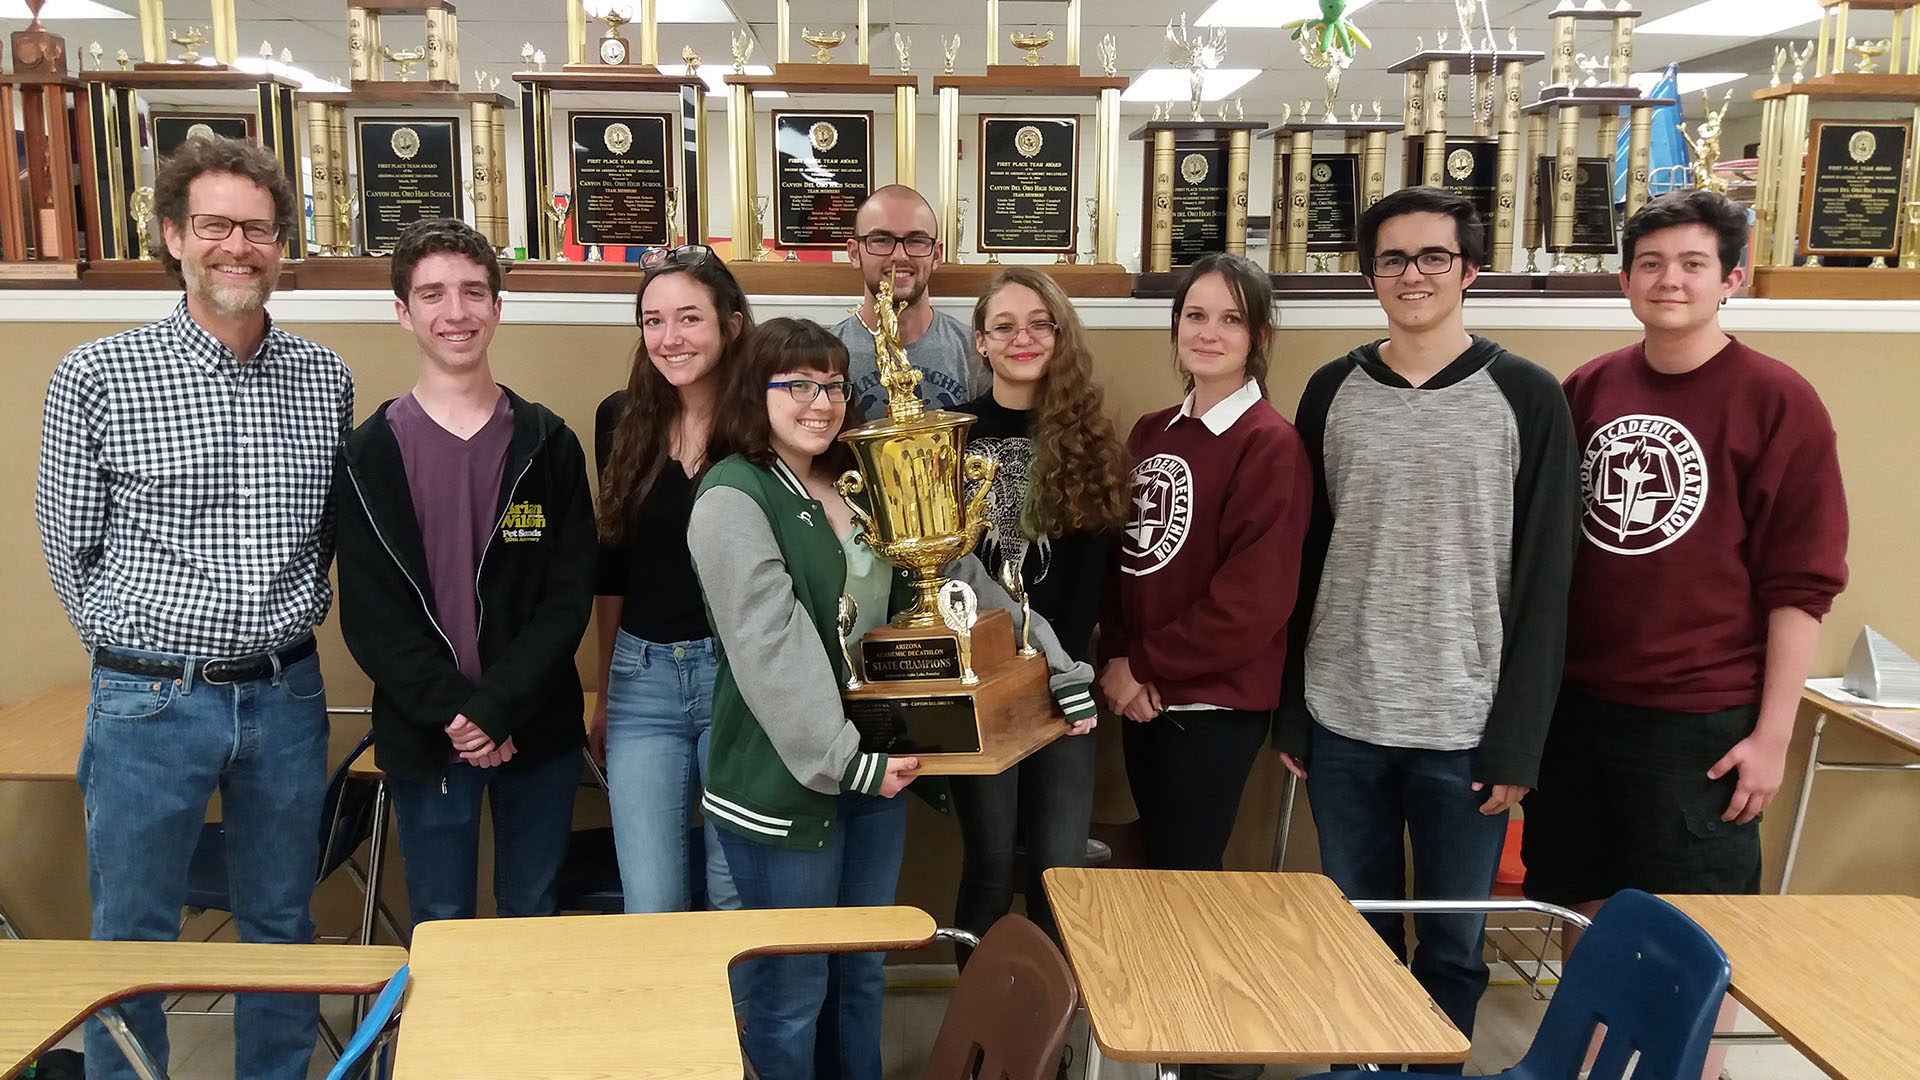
[1276,358,1351,761]
[1480,353,1581,788]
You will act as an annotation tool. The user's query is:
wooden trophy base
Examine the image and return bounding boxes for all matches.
[842,607,1066,775]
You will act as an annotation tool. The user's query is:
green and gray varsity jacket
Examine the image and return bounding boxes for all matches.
[688,454,1097,852]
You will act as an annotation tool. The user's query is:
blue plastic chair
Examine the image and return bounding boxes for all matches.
[1304,889,1731,1080]
[323,964,410,1080]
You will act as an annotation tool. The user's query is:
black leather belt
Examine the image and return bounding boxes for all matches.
[93,635,317,685]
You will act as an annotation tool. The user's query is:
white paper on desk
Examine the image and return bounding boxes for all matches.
[1806,676,1920,710]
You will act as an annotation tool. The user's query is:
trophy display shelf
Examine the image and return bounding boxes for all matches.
[0,71,86,284]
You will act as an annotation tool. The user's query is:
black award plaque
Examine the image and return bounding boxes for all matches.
[772,111,873,249]
[1536,155,1618,254]
[570,112,672,248]
[1306,153,1361,253]
[354,117,462,255]
[1801,119,1911,258]
[846,695,984,755]
[979,115,1078,254]
[1408,139,1497,247]
[1169,142,1227,265]
[153,113,254,159]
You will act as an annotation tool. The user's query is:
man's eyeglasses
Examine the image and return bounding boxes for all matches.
[982,321,1058,342]
[1371,250,1462,277]
[640,243,718,270]
[188,215,289,244]
[855,232,936,257]
[768,379,853,403]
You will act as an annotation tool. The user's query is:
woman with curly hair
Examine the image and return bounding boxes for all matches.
[952,265,1130,959]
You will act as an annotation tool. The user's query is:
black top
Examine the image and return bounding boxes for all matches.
[594,390,713,644]
[960,393,1115,662]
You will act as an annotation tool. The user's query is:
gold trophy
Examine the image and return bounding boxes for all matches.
[832,272,1070,774]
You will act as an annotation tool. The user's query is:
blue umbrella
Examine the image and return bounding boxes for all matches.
[1616,63,1690,202]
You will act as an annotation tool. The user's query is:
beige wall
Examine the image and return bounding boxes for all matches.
[4,315,1915,943]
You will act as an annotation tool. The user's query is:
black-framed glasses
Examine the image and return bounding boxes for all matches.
[1371,249,1462,277]
[188,214,288,244]
[640,243,718,270]
[768,379,853,403]
[982,321,1058,342]
[855,232,936,257]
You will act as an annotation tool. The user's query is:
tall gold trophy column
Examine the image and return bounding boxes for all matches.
[832,273,1071,774]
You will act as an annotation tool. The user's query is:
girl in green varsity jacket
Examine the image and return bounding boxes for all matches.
[686,318,1095,1080]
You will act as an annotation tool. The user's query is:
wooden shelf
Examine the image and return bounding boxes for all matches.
[932,69,1128,97]
[1258,119,1402,137]
[1523,92,1674,115]
[1754,73,1920,103]
[1386,49,1547,74]
[302,85,512,107]
[1749,265,1920,299]
[0,72,83,88]
[722,66,918,95]
[1819,0,1917,10]
[79,69,299,92]
[519,68,700,93]
[1128,120,1267,140]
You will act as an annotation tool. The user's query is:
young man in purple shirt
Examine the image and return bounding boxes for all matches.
[333,218,595,926]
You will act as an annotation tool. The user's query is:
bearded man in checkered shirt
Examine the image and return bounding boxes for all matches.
[35,136,353,1080]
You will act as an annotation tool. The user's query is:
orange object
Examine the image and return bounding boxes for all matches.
[1492,818,1526,897]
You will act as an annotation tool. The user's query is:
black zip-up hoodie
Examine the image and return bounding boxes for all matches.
[333,387,595,784]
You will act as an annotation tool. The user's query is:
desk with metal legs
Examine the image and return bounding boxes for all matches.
[1779,688,1920,892]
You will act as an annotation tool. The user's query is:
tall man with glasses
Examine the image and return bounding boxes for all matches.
[36,136,352,1080]
[833,184,988,414]
[1276,186,1579,1060]
[334,218,595,932]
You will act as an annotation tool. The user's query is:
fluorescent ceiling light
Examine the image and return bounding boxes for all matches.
[233,56,348,93]
[583,0,737,21]
[1197,0,1374,29]
[1629,70,1747,94]
[1640,0,1821,36]
[1121,67,1261,103]
[0,0,131,19]
[657,62,785,97]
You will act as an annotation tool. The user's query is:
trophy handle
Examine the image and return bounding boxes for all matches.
[835,469,880,538]
[961,453,999,548]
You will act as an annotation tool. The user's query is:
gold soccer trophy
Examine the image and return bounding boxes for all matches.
[831,273,1068,774]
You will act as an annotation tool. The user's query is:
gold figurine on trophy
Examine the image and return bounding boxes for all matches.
[1009,27,1054,65]
[1678,89,1733,195]
[800,26,846,64]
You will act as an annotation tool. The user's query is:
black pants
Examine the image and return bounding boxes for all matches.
[1121,708,1272,871]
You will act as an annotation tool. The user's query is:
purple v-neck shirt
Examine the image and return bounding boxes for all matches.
[387,390,514,680]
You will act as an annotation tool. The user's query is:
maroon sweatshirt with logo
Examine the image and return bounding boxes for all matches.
[1099,389,1314,711]
[1561,338,1849,711]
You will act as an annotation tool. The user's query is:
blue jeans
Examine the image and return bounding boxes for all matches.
[949,730,1095,955]
[604,631,737,913]
[718,792,907,1080]
[1306,721,1508,1064]
[385,746,581,928]
[77,647,329,1080]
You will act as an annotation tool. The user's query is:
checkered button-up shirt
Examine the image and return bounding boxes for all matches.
[36,300,355,656]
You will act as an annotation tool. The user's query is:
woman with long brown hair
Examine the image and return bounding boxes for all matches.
[592,245,752,918]
[952,265,1129,959]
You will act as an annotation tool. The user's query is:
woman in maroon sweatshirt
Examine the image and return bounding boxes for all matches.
[1099,252,1314,878]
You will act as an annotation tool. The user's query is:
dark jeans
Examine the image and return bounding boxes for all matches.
[1122,709,1271,870]
[719,792,908,1080]
[949,729,1096,961]
[1306,721,1508,1068]
[385,747,581,928]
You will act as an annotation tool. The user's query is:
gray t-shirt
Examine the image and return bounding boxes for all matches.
[832,308,983,416]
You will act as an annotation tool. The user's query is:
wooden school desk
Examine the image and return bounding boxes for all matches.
[1043,868,1470,1076]
[1780,688,1920,892]
[1665,893,1920,1080]
[0,939,408,1079]
[392,905,936,1079]
[0,684,89,782]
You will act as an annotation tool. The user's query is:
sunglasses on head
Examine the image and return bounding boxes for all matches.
[639,244,718,270]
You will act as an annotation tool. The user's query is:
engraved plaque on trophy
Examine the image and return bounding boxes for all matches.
[1168,141,1227,266]
[1409,138,1497,247]
[1535,155,1618,254]
[570,112,672,248]
[978,115,1078,255]
[153,113,256,160]
[1306,153,1362,254]
[354,117,463,255]
[1801,119,1911,260]
[772,110,873,249]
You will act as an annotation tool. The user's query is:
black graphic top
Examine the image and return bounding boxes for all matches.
[960,392,1115,662]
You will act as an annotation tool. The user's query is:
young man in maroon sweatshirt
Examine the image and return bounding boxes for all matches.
[1523,190,1849,928]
